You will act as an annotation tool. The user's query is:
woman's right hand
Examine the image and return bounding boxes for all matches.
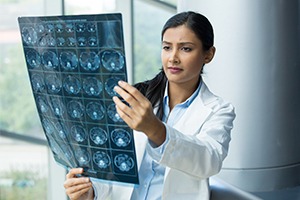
[64,168,94,200]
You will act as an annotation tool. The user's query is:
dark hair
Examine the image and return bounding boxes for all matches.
[161,11,214,51]
[135,11,214,120]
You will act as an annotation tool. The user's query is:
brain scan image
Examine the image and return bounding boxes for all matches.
[57,37,65,47]
[26,49,41,68]
[45,23,55,33]
[107,103,123,123]
[42,51,59,69]
[63,75,81,95]
[83,77,102,96]
[47,36,56,47]
[79,52,100,71]
[67,37,76,47]
[42,118,55,136]
[35,24,45,33]
[38,35,56,47]
[71,125,87,143]
[55,23,64,33]
[31,74,45,92]
[50,98,64,117]
[76,23,85,32]
[90,127,108,145]
[67,100,84,119]
[86,102,105,121]
[22,27,37,45]
[114,154,134,172]
[101,50,125,72]
[111,129,131,147]
[60,51,78,70]
[77,37,87,47]
[37,96,49,113]
[59,144,75,167]
[65,23,74,33]
[48,138,61,155]
[93,151,111,169]
[88,36,98,47]
[38,36,48,47]
[19,14,138,185]
[75,149,90,166]
[45,74,62,94]
[55,122,68,140]
[61,144,73,158]
[87,22,96,32]
[105,77,122,97]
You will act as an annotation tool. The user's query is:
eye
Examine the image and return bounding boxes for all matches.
[181,47,192,52]
[162,45,171,51]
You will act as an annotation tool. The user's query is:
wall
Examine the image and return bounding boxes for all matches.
[178,0,300,192]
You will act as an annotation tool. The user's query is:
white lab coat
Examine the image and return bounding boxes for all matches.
[92,81,236,200]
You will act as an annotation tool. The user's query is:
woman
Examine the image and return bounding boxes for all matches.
[64,11,235,200]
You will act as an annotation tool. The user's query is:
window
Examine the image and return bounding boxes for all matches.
[133,0,174,83]
[64,0,116,15]
[0,0,46,137]
[0,1,61,199]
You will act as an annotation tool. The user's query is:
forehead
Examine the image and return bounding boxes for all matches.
[162,25,200,43]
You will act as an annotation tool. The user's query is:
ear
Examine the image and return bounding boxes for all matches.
[204,46,216,64]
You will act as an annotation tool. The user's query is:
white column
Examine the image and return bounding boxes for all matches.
[178,0,300,192]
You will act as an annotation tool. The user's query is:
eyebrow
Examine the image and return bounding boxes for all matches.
[162,41,196,46]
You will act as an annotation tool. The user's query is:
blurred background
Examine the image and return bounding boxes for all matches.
[0,0,299,199]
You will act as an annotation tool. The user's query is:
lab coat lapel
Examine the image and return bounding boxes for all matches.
[164,82,216,180]
[173,83,214,135]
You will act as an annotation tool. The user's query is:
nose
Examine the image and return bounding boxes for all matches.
[168,49,180,64]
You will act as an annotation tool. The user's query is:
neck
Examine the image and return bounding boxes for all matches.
[168,79,200,110]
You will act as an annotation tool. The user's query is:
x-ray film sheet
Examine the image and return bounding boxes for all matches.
[18,13,139,185]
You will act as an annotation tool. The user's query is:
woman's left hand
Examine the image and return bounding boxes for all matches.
[113,81,166,146]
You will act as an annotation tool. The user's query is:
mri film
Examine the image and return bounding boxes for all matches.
[18,13,139,185]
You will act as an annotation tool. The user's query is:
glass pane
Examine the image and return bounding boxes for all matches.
[64,0,116,15]
[0,136,48,200]
[154,0,177,8]
[0,0,45,137]
[0,0,60,199]
[133,1,174,83]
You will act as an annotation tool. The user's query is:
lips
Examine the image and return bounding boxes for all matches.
[168,67,183,74]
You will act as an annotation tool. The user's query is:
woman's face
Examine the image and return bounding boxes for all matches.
[161,25,214,88]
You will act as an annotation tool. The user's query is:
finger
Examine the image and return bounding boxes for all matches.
[117,81,147,101]
[113,96,134,116]
[114,85,138,108]
[66,180,92,194]
[114,85,150,116]
[66,168,83,179]
[67,183,92,200]
[64,177,90,189]
[117,81,152,112]
[113,96,133,120]
[114,102,134,128]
